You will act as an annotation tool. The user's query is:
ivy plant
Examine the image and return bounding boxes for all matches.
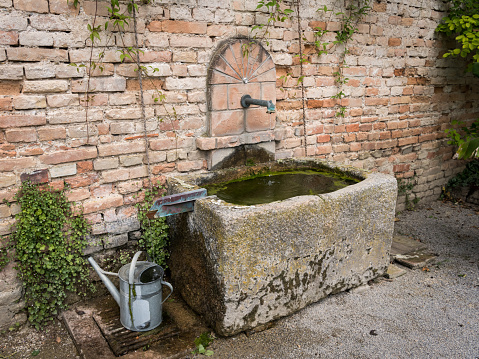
[12,181,92,329]
[134,184,169,267]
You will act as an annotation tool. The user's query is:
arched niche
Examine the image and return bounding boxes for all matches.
[201,38,277,169]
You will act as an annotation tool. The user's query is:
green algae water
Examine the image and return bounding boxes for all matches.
[204,170,361,205]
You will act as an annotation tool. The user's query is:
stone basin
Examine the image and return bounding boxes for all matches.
[166,158,398,336]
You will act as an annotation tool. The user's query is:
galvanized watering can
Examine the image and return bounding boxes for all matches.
[88,251,173,332]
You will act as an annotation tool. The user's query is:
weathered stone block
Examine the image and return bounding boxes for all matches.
[167,158,397,336]
[23,80,69,93]
[103,233,129,249]
[0,173,15,188]
[50,163,77,178]
[5,128,37,142]
[105,217,140,235]
[13,95,46,109]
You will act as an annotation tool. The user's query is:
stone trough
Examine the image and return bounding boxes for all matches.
[166,158,397,336]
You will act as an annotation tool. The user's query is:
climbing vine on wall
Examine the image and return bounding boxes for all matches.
[69,0,171,265]
[69,0,179,188]
[13,182,92,329]
[252,0,370,154]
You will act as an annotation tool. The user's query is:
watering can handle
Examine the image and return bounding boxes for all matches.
[161,281,173,304]
[129,251,143,285]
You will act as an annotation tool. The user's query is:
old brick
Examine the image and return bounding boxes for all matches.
[0,14,28,31]
[388,38,401,47]
[7,48,68,62]
[49,163,77,178]
[0,157,35,171]
[0,65,23,80]
[46,94,79,107]
[138,50,172,63]
[71,78,126,93]
[23,80,68,93]
[164,77,204,90]
[77,161,93,174]
[110,122,135,135]
[14,0,48,12]
[13,96,46,109]
[102,168,129,183]
[0,173,16,188]
[129,165,148,179]
[177,160,204,172]
[0,204,11,218]
[19,31,53,46]
[56,64,84,79]
[20,169,48,184]
[161,20,207,34]
[172,51,197,63]
[90,184,113,198]
[365,98,389,106]
[0,115,45,128]
[0,219,15,235]
[93,158,118,171]
[210,110,244,137]
[49,0,79,15]
[18,148,43,156]
[105,108,149,120]
[126,78,163,91]
[398,137,418,146]
[48,109,102,124]
[24,65,56,80]
[0,31,18,45]
[196,137,216,150]
[0,97,12,111]
[306,100,323,108]
[65,173,98,188]
[170,34,212,48]
[5,128,36,142]
[152,163,176,174]
[98,142,146,157]
[117,180,143,194]
[120,155,143,167]
[66,188,90,202]
[149,138,177,151]
[83,194,123,214]
[317,134,331,143]
[39,147,97,165]
[37,127,66,141]
[346,123,360,132]
[207,24,232,37]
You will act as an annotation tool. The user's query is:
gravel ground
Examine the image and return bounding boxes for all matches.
[207,200,479,359]
[1,200,478,359]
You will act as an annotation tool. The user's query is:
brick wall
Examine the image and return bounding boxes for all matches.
[0,0,478,254]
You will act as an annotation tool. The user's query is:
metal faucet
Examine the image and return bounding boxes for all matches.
[241,94,275,114]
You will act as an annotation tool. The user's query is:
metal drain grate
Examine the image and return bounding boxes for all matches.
[93,307,181,356]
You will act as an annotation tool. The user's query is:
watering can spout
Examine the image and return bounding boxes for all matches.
[87,256,121,305]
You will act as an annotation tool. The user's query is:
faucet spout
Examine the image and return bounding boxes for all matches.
[241,94,275,114]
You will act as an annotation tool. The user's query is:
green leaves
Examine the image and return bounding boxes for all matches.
[311,0,370,118]
[12,182,92,328]
[436,14,479,72]
[445,119,479,159]
[193,332,215,356]
[135,183,169,267]
[457,138,479,159]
